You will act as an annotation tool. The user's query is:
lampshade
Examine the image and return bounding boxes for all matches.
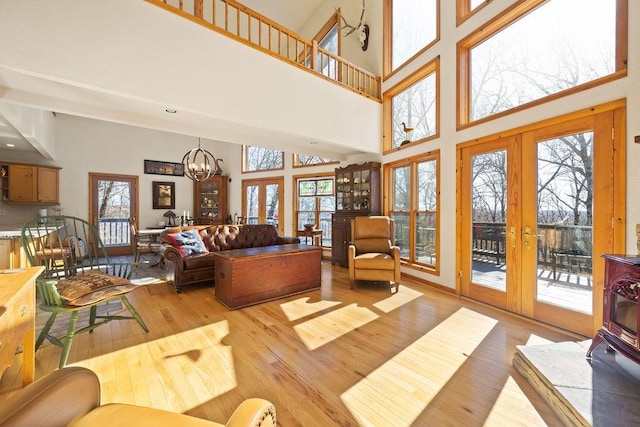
[182,138,220,182]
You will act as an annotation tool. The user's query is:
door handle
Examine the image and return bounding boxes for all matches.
[524,226,531,250]
[509,226,516,248]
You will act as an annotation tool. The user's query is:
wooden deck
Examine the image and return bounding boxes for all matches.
[0,261,580,426]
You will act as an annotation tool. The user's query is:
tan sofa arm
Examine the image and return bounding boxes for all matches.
[0,367,100,427]
[226,398,276,427]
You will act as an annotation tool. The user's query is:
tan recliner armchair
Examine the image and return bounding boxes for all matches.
[348,216,401,292]
[0,367,276,427]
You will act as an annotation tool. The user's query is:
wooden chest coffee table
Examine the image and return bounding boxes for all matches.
[211,244,321,309]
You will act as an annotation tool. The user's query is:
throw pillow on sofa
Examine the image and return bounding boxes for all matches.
[166,229,209,257]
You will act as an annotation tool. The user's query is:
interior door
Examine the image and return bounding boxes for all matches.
[241,177,284,235]
[459,109,623,336]
[89,173,139,257]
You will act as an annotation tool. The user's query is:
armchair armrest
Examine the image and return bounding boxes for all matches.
[0,367,100,427]
[161,244,185,273]
[226,398,276,427]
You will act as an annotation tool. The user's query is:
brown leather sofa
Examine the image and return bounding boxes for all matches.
[0,367,276,427]
[160,224,299,293]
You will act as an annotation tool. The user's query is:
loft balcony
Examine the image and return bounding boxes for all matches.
[146,0,381,101]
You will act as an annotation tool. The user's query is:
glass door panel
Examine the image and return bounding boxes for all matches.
[89,173,138,257]
[242,178,284,234]
[535,132,593,315]
[471,150,508,292]
[265,183,280,228]
[245,184,259,224]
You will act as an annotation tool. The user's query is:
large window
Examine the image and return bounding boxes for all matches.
[384,0,439,77]
[296,175,335,246]
[459,0,627,127]
[387,152,440,272]
[384,58,439,151]
[242,146,284,172]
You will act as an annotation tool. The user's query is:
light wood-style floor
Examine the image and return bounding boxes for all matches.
[0,261,579,426]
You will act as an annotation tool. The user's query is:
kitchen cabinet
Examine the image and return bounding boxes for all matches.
[193,175,228,225]
[331,162,381,267]
[0,237,24,270]
[5,164,59,203]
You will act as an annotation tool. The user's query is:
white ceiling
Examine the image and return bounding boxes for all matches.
[0,0,360,159]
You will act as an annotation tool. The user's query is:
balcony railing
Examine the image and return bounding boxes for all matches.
[145,0,381,101]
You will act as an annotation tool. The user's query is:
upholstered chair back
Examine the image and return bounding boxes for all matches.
[352,216,394,255]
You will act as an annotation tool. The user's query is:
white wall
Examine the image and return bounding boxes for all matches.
[55,115,236,227]
[0,0,381,157]
[381,0,640,290]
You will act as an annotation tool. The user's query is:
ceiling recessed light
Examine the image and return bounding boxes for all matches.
[165,108,177,114]
[6,143,15,148]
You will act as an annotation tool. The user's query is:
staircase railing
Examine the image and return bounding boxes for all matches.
[145,0,381,101]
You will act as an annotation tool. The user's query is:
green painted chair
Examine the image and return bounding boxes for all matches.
[21,215,149,368]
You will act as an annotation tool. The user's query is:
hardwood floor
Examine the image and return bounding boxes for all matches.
[0,261,579,426]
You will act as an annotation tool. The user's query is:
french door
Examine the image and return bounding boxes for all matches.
[241,177,284,235]
[458,108,624,336]
[89,173,139,257]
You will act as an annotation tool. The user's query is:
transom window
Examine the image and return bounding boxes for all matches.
[387,152,440,272]
[459,0,627,126]
[296,176,335,246]
[242,146,284,172]
[293,154,339,168]
[384,58,439,151]
[384,0,439,77]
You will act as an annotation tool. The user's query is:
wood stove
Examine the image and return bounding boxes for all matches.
[587,254,640,364]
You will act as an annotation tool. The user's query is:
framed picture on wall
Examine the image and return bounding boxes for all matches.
[152,181,175,209]
[144,159,185,176]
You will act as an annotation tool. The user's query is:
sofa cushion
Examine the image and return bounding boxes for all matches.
[355,238,392,254]
[353,253,395,270]
[166,229,209,257]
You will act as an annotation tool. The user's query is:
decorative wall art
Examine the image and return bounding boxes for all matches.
[144,159,185,177]
[152,181,175,209]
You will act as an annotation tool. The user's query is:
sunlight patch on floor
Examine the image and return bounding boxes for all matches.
[80,320,236,412]
[341,308,498,426]
[483,376,549,426]
[293,304,379,350]
[373,286,422,313]
[279,297,342,322]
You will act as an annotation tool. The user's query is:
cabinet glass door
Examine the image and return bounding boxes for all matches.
[198,181,220,220]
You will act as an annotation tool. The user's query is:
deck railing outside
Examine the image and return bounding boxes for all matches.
[472,222,593,276]
[99,218,130,247]
[145,0,381,101]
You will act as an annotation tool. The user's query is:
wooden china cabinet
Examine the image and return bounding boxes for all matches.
[193,175,228,225]
[331,162,381,267]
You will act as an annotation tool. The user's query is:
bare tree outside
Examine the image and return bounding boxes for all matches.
[245,146,283,171]
[470,0,615,122]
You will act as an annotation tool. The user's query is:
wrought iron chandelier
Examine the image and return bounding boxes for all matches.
[181,137,220,182]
